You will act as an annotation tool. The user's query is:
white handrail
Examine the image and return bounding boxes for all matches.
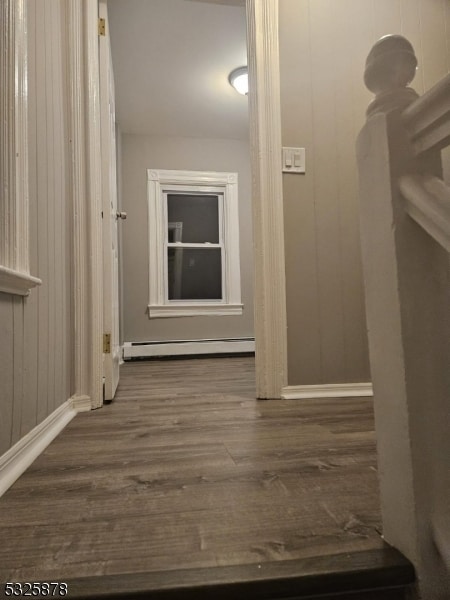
[399,173,450,253]
[402,73,450,155]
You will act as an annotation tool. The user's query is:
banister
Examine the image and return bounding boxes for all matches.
[402,73,450,156]
[357,35,450,597]
[399,173,450,253]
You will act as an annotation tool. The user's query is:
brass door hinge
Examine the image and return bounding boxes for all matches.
[103,333,111,354]
[98,18,106,36]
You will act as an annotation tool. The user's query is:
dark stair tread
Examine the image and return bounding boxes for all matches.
[63,543,414,599]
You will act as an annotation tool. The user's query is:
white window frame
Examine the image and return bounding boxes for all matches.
[147,169,242,318]
[0,0,41,295]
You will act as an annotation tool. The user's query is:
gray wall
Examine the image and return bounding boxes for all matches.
[0,0,72,455]
[279,0,450,386]
[121,134,254,342]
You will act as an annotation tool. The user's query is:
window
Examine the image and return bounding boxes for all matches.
[147,169,242,317]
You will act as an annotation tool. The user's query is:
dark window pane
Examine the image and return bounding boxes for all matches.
[168,248,222,300]
[168,223,183,243]
[167,194,219,243]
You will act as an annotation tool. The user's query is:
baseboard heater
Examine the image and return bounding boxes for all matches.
[123,337,255,360]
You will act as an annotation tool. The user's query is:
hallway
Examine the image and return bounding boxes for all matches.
[0,356,388,588]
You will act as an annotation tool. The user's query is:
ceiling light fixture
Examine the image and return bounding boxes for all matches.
[229,66,248,95]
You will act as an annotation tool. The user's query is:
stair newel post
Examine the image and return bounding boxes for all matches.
[356,35,450,599]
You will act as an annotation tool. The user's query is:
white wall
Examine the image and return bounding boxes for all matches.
[121,134,254,343]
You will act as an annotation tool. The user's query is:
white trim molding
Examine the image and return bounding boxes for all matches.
[123,338,255,359]
[147,169,242,318]
[0,266,42,297]
[148,303,244,318]
[0,0,41,296]
[70,394,93,412]
[281,382,374,400]
[246,0,287,398]
[0,396,91,498]
[66,0,103,410]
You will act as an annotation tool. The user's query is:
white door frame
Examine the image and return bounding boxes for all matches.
[73,0,287,402]
[67,0,104,410]
[246,0,288,398]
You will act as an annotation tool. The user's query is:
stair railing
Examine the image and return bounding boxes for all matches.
[356,35,450,599]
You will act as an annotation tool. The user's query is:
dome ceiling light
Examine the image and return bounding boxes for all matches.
[228,66,248,95]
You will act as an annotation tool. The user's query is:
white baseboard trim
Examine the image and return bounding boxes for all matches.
[281,382,373,400]
[0,395,91,497]
[123,337,255,360]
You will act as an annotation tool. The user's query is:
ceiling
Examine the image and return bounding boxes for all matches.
[107,0,248,140]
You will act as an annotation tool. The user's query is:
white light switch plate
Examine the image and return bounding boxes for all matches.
[282,147,306,173]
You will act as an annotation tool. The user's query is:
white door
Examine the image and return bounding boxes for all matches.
[99,0,120,400]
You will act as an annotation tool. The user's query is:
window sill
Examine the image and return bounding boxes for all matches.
[0,265,42,296]
[148,303,243,318]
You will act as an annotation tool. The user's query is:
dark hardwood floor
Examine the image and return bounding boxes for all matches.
[0,357,413,598]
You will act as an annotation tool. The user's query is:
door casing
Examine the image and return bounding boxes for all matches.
[75,0,287,403]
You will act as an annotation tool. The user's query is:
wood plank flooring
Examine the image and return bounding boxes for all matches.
[0,357,387,589]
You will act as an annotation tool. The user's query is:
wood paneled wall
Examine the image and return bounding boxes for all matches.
[0,0,72,456]
[279,0,450,386]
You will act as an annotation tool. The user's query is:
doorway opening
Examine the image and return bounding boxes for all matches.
[106,0,254,385]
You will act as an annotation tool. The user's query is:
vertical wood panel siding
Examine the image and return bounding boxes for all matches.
[0,297,14,455]
[0,0,72,455]
[279,0,450,386]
